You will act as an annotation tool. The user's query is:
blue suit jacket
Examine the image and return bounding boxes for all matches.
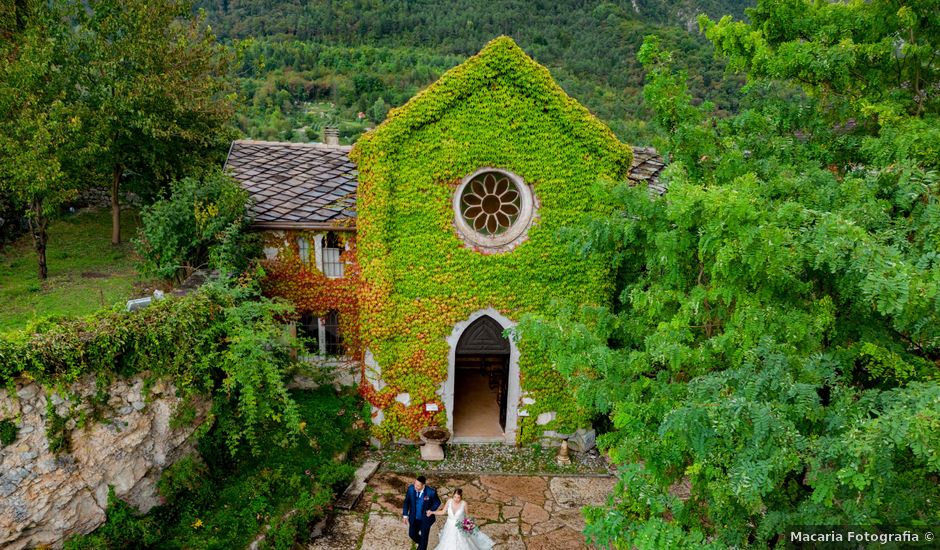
[403,485,440,524]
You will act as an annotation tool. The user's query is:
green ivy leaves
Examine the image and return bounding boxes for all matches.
[350,37,630,441]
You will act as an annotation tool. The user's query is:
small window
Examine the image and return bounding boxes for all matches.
[298,237,311,266]
[324,310,343,355]
[297,313,319,353]
[322,232,344,278]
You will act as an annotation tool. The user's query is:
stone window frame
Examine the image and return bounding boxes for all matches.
[452,168,536,254]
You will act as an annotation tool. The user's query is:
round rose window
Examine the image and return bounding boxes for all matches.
[453,168,535,253]
[460,172,521,235]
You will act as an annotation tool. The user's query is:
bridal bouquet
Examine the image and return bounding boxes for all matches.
[459,516,478,536]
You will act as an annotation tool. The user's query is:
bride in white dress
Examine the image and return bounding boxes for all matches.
[426,488,495,550]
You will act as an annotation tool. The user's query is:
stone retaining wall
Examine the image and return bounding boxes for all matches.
[0,374,209,549]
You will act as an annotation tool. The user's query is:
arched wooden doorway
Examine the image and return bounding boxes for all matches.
[452,315,510,438]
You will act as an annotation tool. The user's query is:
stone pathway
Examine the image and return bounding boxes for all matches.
[309,472,615,549]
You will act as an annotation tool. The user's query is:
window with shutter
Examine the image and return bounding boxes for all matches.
[322,232,344,278]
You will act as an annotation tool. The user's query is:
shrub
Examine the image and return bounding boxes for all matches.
[135,169,258,282]
[64,487,161,550]
[315,461,356,494]
[158,454,209,507]
[263,487,332,550]
[0,418,17,446]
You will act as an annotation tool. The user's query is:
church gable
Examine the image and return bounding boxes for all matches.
[350,36,637,266]
[350,36,640,444]
[352,36,632,168]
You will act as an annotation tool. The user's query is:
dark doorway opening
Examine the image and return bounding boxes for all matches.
[453,316,509,438]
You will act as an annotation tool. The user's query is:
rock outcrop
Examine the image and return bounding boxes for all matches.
[0,374,209,549]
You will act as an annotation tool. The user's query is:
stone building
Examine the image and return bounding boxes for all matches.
[225,37,664,445]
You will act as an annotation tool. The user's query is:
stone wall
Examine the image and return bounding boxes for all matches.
[0,374,209,549]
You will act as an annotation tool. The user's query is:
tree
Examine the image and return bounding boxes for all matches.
[77,0,237,245]
[0,2,87,279]
[369,96,389,124]
[517,2,940,546]
[702,0,940,120]
[135,169,257,283]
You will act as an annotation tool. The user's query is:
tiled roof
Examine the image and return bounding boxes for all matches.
[224,140,357,229]
[225,140,666,228]
[629,146,668,195]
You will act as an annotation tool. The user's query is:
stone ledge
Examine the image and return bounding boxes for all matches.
[336,459,380,510]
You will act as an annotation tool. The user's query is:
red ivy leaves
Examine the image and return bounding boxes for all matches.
[259,231,363,362]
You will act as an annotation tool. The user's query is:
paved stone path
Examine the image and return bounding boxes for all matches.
[309,472,616,549]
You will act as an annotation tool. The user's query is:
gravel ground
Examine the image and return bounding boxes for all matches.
[373,443,612,475]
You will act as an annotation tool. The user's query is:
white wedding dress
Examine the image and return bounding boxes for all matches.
[434,499,495,550]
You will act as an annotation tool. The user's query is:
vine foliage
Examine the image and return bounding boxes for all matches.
[350,36,633,441]
[0,276,305,457]
[259,230,363,362]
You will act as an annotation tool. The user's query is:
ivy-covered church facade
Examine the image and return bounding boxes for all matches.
[225,37,664,444]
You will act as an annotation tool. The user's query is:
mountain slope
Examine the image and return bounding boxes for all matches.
[197,0,753,144]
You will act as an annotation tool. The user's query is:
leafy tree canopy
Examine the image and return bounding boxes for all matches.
[518,1,940,547]
[73,0,238,244]
[0,0,238,278]
[197,0,753,145]
[0,0,92,279]
[703,0,940,120]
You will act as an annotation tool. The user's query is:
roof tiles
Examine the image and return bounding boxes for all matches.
[224,140,357,229]
[225,140,666,228]
[628,146,668,196]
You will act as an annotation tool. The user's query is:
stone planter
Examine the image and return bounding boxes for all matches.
[418,426,450,461]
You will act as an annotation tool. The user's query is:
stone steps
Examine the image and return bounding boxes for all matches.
[312,471,618,549]
[335,459,380,510]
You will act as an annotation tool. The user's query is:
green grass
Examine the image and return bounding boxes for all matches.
[0,208,149,332]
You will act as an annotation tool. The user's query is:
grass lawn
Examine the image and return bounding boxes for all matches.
[0,208,152,333]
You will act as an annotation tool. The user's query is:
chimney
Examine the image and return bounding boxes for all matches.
[324,127,340,146]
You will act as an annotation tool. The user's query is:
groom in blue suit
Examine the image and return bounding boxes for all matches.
[402,475,441,550]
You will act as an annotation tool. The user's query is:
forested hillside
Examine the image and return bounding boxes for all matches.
[197,0,752,144]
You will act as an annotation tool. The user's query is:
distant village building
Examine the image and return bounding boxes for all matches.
[225,37,665,445]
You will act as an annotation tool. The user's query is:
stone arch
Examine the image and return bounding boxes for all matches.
[443,308,520,443]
